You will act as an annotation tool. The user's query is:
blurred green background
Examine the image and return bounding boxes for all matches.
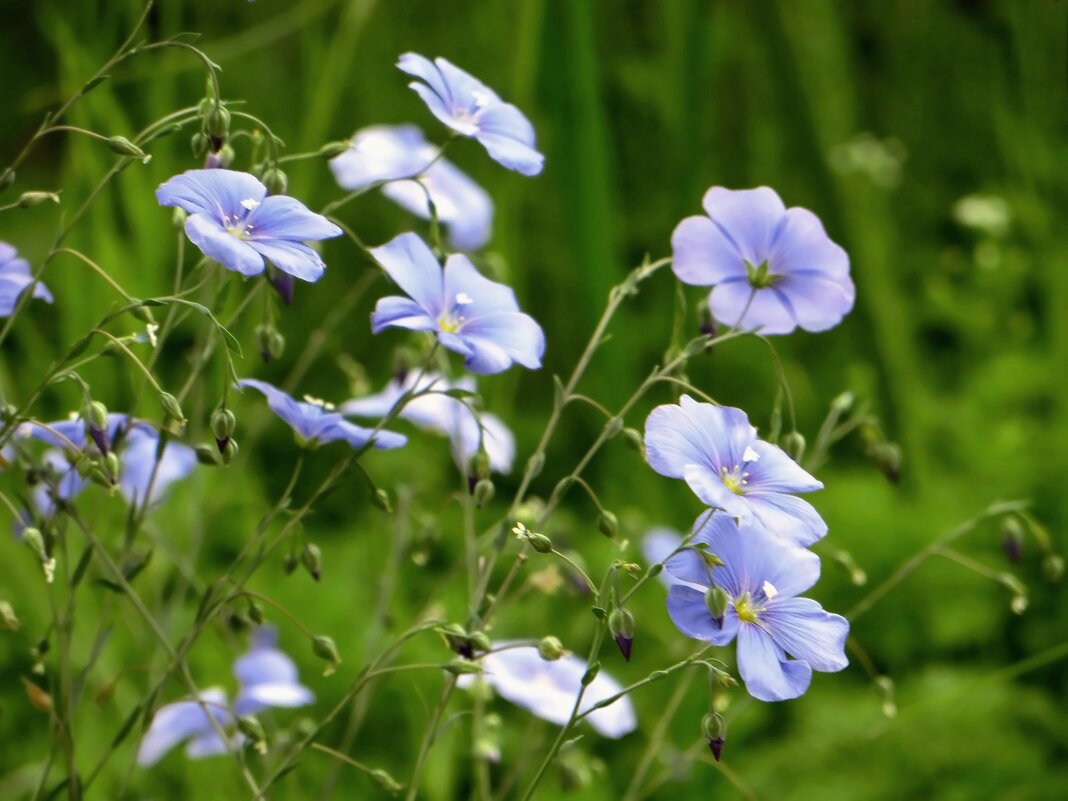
[1,1,1066,799]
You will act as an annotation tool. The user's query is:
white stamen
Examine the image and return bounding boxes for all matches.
[240,198,261,211]
[762,580,778,600]
[43,558,56,584]
[472,90,491,108]
[302,395,335,411]
[742,446,761,463]
[455,292,473,305]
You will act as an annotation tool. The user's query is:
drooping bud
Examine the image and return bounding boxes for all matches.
[513,522,552,553]
[205,105,231,142]
[608,607,635,661]
[23,527,47,562]
[211,407,236,452]
[472,448,491,481]
[1000,516,1025,564]
[311,635,341,675]
[372,488,392,514]
[469,631,491,653]
[107,136,150,162]
[190,132,210,159]
[283,553,299,575]
[159,391,185,424]
[596,510,618,540]
[1043,554,1064,584]
[537,636,566,661]
[369,768,403,794]
[222,437,239,465]
[445,658,483,676]
[622,427,645,455]
[701,712,726,761]
[473,478,495,508]
[781,430,806,462]
[103,452,121,483]
[704,586,729,628]
[17,191,60,208]
[195,445,220,465]
[318,141,352,158]
[86,400,110,455]
[870,441,902,484]
[255,324,285,363]
[262,167,288,196]
[301,542,323,581]
[246,598,265,625]
[237,715,267,754]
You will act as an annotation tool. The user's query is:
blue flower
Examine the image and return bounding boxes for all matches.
[457,642,636,738]
[0,242,53,316]
[237,378,406,450]
[233,626,315,716]
[398,53,544,176]
[665,513,849,702]
[641,527,698,591]
[329,125,493,250]
[672,187,855,334]
[119,426,197,508]
[370,232,544,375]
[644,395,827,546]
[136,687,234,766]
[156,169,342,282]
[342,372,514,473]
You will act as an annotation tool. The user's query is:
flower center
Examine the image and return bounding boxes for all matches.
[438,293,473,333]
[734,592,760,623]
[719,464,750,495]
[745,260,780,289]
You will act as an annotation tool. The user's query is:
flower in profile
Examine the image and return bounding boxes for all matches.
[156,169,341,282]
[237,379,406,450]
[671,187,854,334]
[0,242,53,317]
[398,53,544,176]
[644,396,826,546]
[136,687,233,766]
[233,626,314,715]
[664,513,849,702]
[119,426,197,508]
[341,372,514,473]
[457,643,636,738]
[370,232,544,375]
[329,125,493,250]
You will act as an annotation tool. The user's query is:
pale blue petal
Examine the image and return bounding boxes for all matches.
[744,493,828,547]
[246,195,341,242]
[442,255,520,318]
[459,312,545,372]
[397,53,451,104]
[666,585,739,645]
[763,597,849,673]
[769,207,850,280]
[137,688,230,766]
[370,296,437,333]
[247,239,326,283]
[237,378,321,440]
[370,232,444,316]
[119,428,196,508]
[746,440,823,493]
[776,272,855,332]
[708,281,798,335]
[701,187,786,266]
[185,214,264,277]
[156,169,266,222]
[671,215,744,286]
[643,396,755,479]
[736,625,812,702]
[697,514,822,598]
[681,463,752,516]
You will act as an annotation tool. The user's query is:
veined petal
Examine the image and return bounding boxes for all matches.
[744,493,828,547]
[763,597,849,672]
[137,688,230,766]
[701,187,786,266]
[644,396,755,479]
[237,378,320,441]
[459,312,545,371]
[247,239,326,283]
[770,207,850,280]
[737,625,812,701]
[156,169,266,222]
[246,195,341,242]
[370,232,444,316]
[746,440,823,493]
[671,215,744,286]
[334,420,407,450]
[434,56,500,107]
[708,282,797,335]
[681,463,751,514]
[667,585,739,645]
[185,214,264,277]
[371,296,437,333]
[442,255,519,317]
[455,334,514,375]
[475,132,545,176]
[776,272,855,333]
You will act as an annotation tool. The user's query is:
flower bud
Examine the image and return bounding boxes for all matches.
[538,636,566,661]
[311,635,341,675]
[204,144,234,169]
[205,105,231,140]
[581,661,601,686]
[262,167,288,196]
[211,407,236,452]
[704,586,729,628]
[830,391,855,413]
[473,478,495,508]
[237,715,267,753]
[608,607,635,661]
[445,658,483,676]
[283,553,299,575]
[597,510,618,540]
[195,445,219,465]
[106,136,149,162]
[191,132,210,158]
[701,712,726,761]
[247,599,265,625]
[220,437,239,465]
[469,631,491,653]
[103,451,121,482]
[622,427,644,454]
[372,487,392,514]
[1043,554,1064,584]
[159,391,185,423]
[999,516,1025,564]
[369,768,403,794]
[255,324,285,363]
[472,448,491,481]
[318,140,351,158]
[17,191,59,208]
[870,441,902,484]
[23,527,47,561]
[301,542,323,581]
[781,430,806,462]
[0,600,19,630]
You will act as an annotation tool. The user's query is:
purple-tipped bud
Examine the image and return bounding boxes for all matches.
[704,586,729,629]
[608,608,635,662]
[271,271,295,306]
[1000,517,1024,564]
[701,712,726,761]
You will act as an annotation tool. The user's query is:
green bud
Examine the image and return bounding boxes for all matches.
[469,631,491,652]
[372,487,392,514]
[237,715,267,751]
[830,391,855,413]
[159,391,185,423]
[23,527,47,561]
[608,607,635,661]
[262,166,288,196]
[525,452,545,481]
[222,437,239,465]
[131,304,156,325]
[318,140,351,158]
[103,451,121,480]
[781,431,806,462]
[473,478,495,507]
[87,400,109,432]
[597,510,618,539]
[701,712,726,761]
[369,768,403,794]
[172,207,188,228]
[211,408,236,442]
[0,600,20,630]
[704,586,729,623]
[1043,554,1064,584]
[622,427,644,454]
[283,553,299,575]
[17,191,59,208]
[212,144,235,168]
[699,549,726,568]
[311,635,341,675]
[206,105,231,140]
[106,136,149,162]
[647,562,664,578]
[472,448,491,481]
[301,542,323,581]
[445,658,483,676]
[870,441,902,484]
[190,132,210,158]
[246,599,265,625]
[537,636,566,661]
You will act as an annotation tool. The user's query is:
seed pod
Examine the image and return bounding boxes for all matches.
[262,166,288,196]
[205,105,231,140]
[159,392,185,423]
[473,478,495,508]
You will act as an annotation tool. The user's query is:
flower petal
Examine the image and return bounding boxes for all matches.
[701,186,786,265]
[746,440,823,493]
[237,378,321,441]
[776,272,855,333]
[370,232,444,316]
[442,254,519,318]
[459,312,545,372]
[370,296,437,333]
[185,214,264,277]
[246,195,341,242]
[770,207,850,280]
[744,493,828,547]
[671,215,744,286]
[156,169,266,221]
[667,585,739,645]
[697,514,822,598]
[736,625,812,702]
[137,688,230,766]
[120,428,196,508]
[246,239,326,283]
[763,597,849,673]
[708,282,797,335]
